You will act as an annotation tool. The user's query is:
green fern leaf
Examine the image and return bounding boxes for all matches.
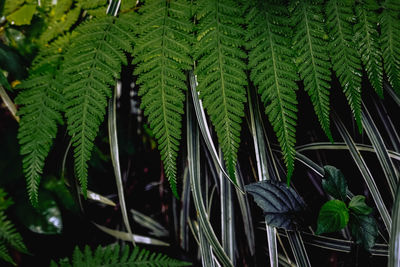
[246,1,298,181]
[133,0,193,197]
[63,14,135,195]
[380,0,400,94]
[195,0,247,180]
[52,244,191,266]
[292,0,333,140]
[326,0,363,131]
[16,36,70,205]
[354,0,383,97]
[0,211,27,254]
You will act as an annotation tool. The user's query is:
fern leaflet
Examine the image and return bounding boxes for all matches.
[326,0,363,131]
[133,0,193,197]
[292,0,333,140]
[50,244,191,267]
[246,1,298,181]
[380,0,400,94]
[354,0,383,97]
[16,35,70,205]
[63,14,135,195]
[195,0,247,180]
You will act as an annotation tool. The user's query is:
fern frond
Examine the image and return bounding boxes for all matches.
[0,211,27,254]
[246,1,298,181]
[16,35,70,205]
[38,4,81,46]
[195,0,247,180]
[292,0,333,140]
[0,243,14,265]
[63,15,134,196]
[51,244,191,266]
[326,0,363,131]
[354,0,383,97]
[380,0,400,94]
[133,0,193,197]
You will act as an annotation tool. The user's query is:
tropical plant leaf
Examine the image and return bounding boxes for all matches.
[16,35,70,205]
[349,213,378,250]
[246,1,298,182]
[380,0,400,94]
[354,0,383,97]
[51,244,191,266]
[326,0,363,131]
[322,165,347,201]
[245,180,306,230]
[195,0,247,181]
[316,199,349,235]
[348,195,373,216]
[63,14,135,195]
[133,0,193,197]
[292,0,332,140]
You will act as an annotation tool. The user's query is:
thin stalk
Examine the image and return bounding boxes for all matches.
[0,85,19,122]
[108,81,135,245]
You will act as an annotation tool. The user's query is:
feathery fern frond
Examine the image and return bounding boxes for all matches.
[16,35,70,205]
[133,0,193,197]
[246,1,298,181]
[63,14,135,195]
[380,0,400,94]
[51,244,191,267]
[0,211,27,254]
[195,0,247,180]
[292,0,333,140]
[326,0,363,131]
[354,0,383,97]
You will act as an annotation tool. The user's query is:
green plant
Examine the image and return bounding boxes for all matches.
[50,244,191,267]
[316,165,378,250]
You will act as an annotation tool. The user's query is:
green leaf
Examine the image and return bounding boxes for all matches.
[316,199,349,235]
[63,14,135,196]
[15,190,62,235]
[326,0,363,131]
[349,213,378,250]
[195,0,247,181]
[246,1,298,182]
[245,180,307,230]
[133,0,193,197]
[292,0,333,141]
[0,71,11,92]
[6,4,36,26]
[348,195,373,215]
[322,165,348,201]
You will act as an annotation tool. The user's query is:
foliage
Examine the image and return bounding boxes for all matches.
[133,0,192,197]
[50,244,191,267]
[0,189,27,266]
[317,165,378,250]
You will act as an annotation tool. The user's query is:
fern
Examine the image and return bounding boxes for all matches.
[50,244,191,267]
[292,0,333,140]
[326,0,363,131]
[380,0,400,94]
[16,35,70,205]
[194,0,247,180]
[63,14,135,195]
[133,0,193,197]
[246,1,298,181]
[354,0,383,97]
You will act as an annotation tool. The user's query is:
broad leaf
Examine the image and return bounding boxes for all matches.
[322,165,347,201]
[6,4,36,26]
[316,200,349,235]
[245,180,306,230]
[349,213,378,250]
[348,195,373,215]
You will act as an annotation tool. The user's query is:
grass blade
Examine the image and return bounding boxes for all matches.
[362,102,398,197]
[385,81,400,108]
[93,223,169,246]
[333,113,391,232]
[286,231,312,267]
[189,71,243,193]
[0,85,19,122]
[108,81,134,245]
[180,167,191,251]
[130,209,169,238]
[186,91,233,266]
[389,185,400,266]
